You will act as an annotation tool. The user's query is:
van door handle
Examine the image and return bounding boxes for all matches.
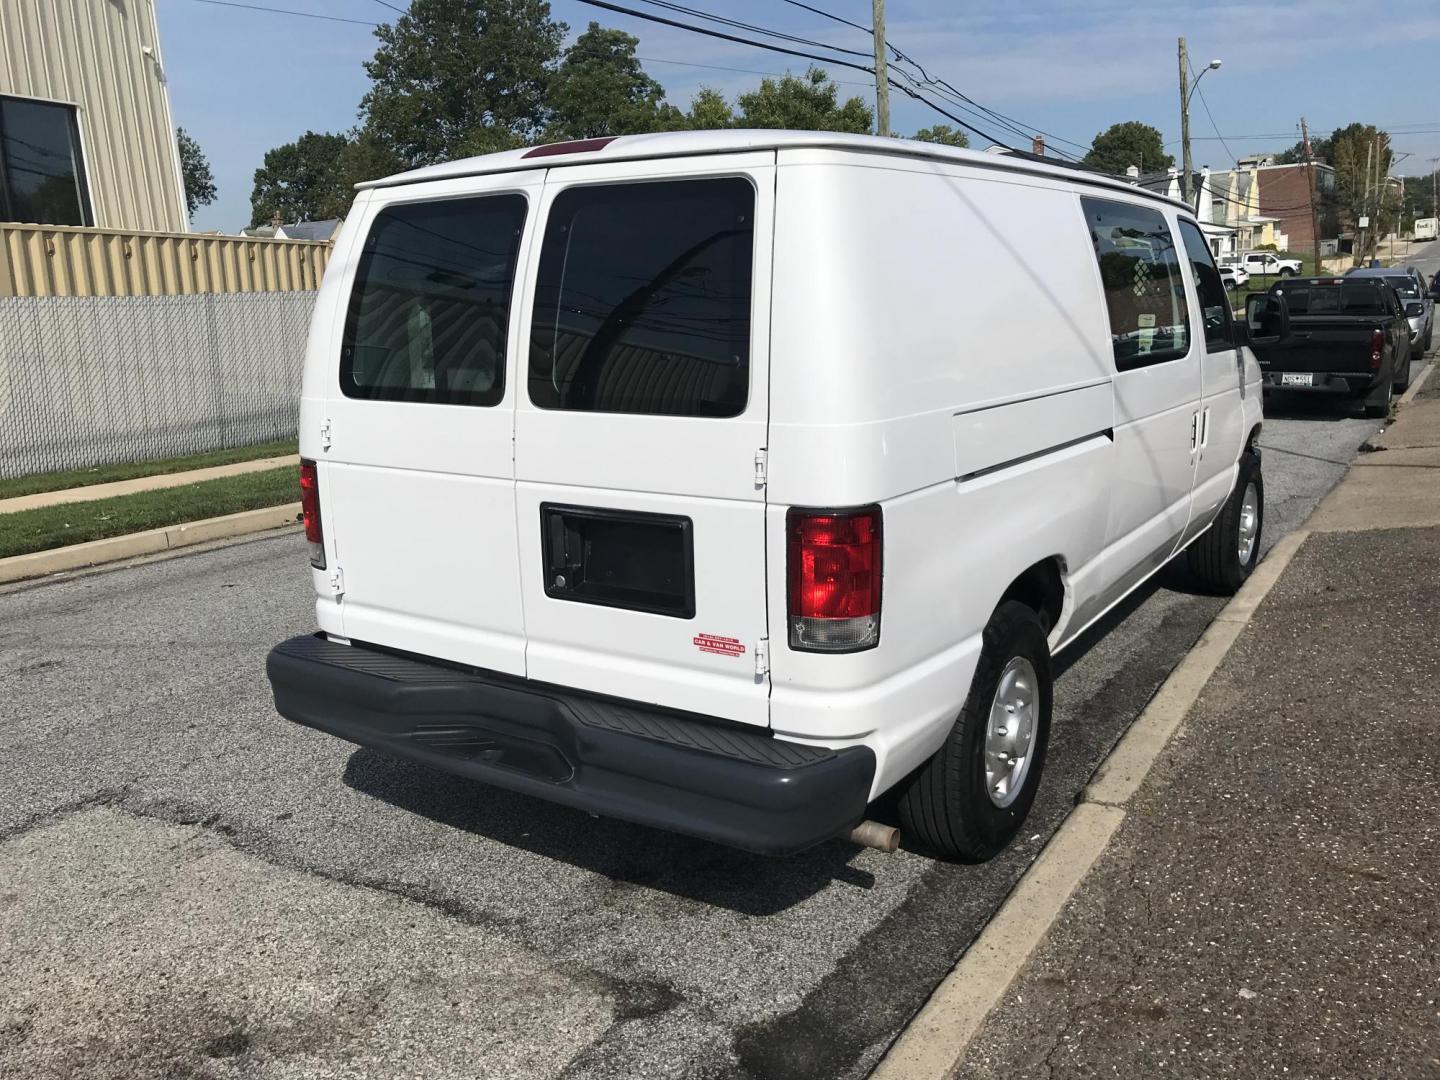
[1190,412,1199,452]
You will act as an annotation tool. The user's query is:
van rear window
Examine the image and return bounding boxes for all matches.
[341,194,526,406]
[1081,197,1191,370]
[529,177,754,417]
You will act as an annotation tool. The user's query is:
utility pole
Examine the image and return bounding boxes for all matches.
[1362,138,1374,263]
[1301,117,1323,274]
[871,0,890,138]
[1178,37,1193,206]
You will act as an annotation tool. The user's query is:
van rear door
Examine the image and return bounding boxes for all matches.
[320,171,543,675]
[513,153,775,727]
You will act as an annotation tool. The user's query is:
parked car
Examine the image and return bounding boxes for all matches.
[265,131,1270,862]
[1219,265,1250,290]
[1253,277,1410,415]
[1345,266,1433,359]
[1232,251,1304,278]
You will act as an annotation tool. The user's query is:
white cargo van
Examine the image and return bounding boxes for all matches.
[267,131,1274,860]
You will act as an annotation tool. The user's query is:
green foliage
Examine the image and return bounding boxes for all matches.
[547,22,668,139]
[735,68,872,133]
[362,0,566,166]
[0,440,296,502]
[177,128,216,220]
[0,467,298,559]
[1275,135,1332,166]
[678,87,735,130]
[912,124,969,148]
[1330,123,1397,256]
[1082,121,1173,175]
[249,131,352,228]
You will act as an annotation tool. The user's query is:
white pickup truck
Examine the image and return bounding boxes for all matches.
[1225,251,1303,277]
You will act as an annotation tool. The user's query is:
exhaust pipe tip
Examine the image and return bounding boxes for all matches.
[848,820,900,853]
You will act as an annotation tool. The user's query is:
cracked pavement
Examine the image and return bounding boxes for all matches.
[0,388,1414,1079]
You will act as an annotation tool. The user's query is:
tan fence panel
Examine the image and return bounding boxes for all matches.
[0,224,332,298]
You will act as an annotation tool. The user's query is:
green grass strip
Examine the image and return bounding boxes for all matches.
[0,439,298,502]
[0,466,299,559]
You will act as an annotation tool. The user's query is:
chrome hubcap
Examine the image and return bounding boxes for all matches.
[984,657,1039,808]
[1237,482,1259,565]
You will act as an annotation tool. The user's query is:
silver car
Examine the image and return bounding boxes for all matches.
[1347,266,1433,359]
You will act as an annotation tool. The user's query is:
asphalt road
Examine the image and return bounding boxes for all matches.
[0,354,1428,1080]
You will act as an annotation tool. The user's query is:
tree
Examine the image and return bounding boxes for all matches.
[1275,135,1332,166]
[678,87,735,130]
[1330,123,1395,257]
[1082,121,1173,175]
[735,68,872,133]
[362,0,566,167]
[547,22,667,139]
[912,124,969,148]
[177,128,216,220]
[249,131,352,227]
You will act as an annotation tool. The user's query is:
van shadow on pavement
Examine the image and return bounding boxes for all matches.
[340,748,876,917]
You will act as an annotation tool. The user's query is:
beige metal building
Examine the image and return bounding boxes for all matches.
[0,0,189,233]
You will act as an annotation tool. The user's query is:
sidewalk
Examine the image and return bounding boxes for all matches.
[952,389,1440,1078]
[0,454,298,515]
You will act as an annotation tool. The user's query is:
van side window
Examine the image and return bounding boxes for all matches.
[1080,197,1191,370]
[1177,218,1234,351]
[340,194,527,406]
[529,177,754,418]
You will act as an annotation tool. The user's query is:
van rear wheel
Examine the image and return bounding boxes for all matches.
[898,601,1051,861]
[1186,451,1263,594]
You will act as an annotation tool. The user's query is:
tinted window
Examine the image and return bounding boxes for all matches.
[1178,219,1233,351]
[0,95,92,226]
[1081,197,1191,370]
[529,177,754,417]
[1281,284,1386,315]
[1383,276,1419,299]
[341,195,527,405]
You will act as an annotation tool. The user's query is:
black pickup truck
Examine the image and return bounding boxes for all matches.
[1251,277,1411,417]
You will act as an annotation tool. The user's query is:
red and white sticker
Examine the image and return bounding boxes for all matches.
[693,633,746,658]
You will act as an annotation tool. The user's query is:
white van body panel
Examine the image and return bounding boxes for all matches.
[297,131,1263,815]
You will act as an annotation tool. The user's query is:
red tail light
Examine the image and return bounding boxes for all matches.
[1371,328,1384,371]
[299,459,326,569]
[786,506,882,652]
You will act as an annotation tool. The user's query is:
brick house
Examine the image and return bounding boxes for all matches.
[1254,162,1337,253]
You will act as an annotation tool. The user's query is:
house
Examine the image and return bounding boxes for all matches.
[275,219,343,242]
[1201,165,1282,253]
[0,0,187,231]
[1253,162,1337,253]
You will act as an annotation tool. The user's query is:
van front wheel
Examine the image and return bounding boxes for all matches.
[1186,451,1263,593]
[898,601,1052,861]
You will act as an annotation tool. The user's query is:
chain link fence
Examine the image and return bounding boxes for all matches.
[0,292,316,479]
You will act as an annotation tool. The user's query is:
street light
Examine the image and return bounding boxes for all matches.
[1179,40,1222,206]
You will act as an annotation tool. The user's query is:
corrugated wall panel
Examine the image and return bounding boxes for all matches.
[0,0,187,232]
[0,224,332,297]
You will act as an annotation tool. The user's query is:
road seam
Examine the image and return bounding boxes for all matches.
[0,503,301,585]
[871,527,1315,1080]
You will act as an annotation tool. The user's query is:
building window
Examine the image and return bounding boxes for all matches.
[0,95,93,227]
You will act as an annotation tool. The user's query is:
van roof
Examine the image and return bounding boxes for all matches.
[358,129,1195,214]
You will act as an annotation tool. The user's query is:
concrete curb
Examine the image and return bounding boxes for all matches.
[1398,360,1434,407]
[0,455,300,515]
[871,530,1316,1080]
[0,503,301,585]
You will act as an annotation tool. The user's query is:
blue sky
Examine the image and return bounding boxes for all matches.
[160,0,1440,232]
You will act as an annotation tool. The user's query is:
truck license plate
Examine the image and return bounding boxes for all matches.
[1281,373,1314,387]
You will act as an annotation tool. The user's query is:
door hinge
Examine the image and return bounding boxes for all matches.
[754,636,769,677]
[320,418,333,451]
[754,448,768,487]
[328,566,345,596]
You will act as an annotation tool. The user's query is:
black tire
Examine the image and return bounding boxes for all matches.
[1278,267,1295,277]
[1395,360,1411,394]
[1186,450,1263,594]
[898,601,1052,861]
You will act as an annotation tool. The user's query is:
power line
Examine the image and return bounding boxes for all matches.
[1193,82,1237,167]
[637,54,873,89]
[630,0,872,59]
[573,0,1020,148]
[184,0,377,26]
[778,0,871,35]
[371,0,408,14]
